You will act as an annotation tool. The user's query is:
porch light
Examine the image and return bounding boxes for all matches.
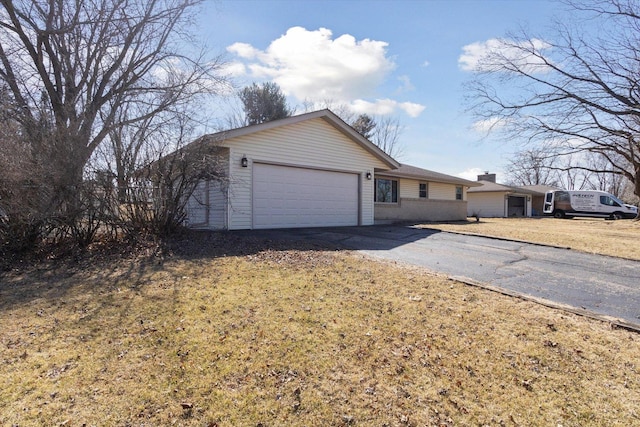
[366,171,372,180]
[241,155,248,168]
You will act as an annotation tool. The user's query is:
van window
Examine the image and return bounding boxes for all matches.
[600,196,621,207]
[545,192,553,203]
[557,191,570,202]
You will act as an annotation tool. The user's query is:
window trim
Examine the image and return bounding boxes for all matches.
[374,178,399,204]
[455,186,463,200]
[419,182,428,199]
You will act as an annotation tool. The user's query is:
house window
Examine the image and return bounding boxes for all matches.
[419,183,427,198]
[455,186,463,200]
[375,178,398,203]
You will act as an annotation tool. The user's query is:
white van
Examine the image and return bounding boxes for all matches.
[543,190,638,219]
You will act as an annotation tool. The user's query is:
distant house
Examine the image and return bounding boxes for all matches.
[466,173,558,218]
[181,109,479,229]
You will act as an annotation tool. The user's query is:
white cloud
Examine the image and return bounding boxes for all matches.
[228,26,394,100]
[226,42,260,59]
[457,167,485,181]
[396,75,415,93]
[458,38,552,73]
[349,99,425,118]
[471,116,507,134]
[422,60,430,68]
[226,26,425,117]
[220,61,246,78]
[399,101,426,118]
[350,99,395,116]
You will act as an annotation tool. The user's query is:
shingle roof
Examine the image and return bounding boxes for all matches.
[468,181,539,194]
[518,184,560,195]
[377,164,482,187]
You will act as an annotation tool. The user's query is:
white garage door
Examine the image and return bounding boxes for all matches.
[253,163,359,229]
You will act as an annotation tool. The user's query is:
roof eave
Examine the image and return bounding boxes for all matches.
[376,171,482,187]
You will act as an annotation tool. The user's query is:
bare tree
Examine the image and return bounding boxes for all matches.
[0,0,227,245]
[504,146,630,197]
[582,152,628,196]
[466,0,640,217]
[0,87,42,250]
[0,85,64,249]
[371,115,404,159]
[350,113,405,159]
[0,0,222,177]
[504,147,562,187]
[89,93,228,237]
[117,118,227,237]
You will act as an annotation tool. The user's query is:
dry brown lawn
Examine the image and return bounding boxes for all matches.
[1,232,639,426]
[419,217,640,261]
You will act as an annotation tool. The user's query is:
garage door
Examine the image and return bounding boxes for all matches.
[508,196,526,217]
[253,163,359,229]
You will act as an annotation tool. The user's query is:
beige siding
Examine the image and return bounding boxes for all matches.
[428,182,465,201]
[429,182,451,200]
[222,118,389,229]
[467,192,507,217]
[186,181,209,226]
[227,150,252,229]
[207,181,227,229]
[399,178,419,199]
[186,152,229,229]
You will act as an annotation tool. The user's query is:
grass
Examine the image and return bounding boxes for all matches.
[418,217,640,261]
[1,232,639,426]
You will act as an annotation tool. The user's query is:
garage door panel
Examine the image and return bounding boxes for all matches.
[253,164,359,229]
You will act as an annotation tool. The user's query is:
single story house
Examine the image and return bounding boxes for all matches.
[466,173,557,218]
[374,164,481,222]
[184,109,477,230]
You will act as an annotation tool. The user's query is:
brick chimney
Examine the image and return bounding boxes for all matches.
[477,171,496,183]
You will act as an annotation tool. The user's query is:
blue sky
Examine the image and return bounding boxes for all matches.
[198,0,568,181]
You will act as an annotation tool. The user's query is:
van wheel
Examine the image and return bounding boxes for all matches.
[553,210,565,219]
[610,212,623,220]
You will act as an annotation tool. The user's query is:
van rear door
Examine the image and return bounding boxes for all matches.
[543,191,554,214]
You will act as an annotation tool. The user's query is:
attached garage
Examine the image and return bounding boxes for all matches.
[183,110,399,230]
[252,163,359,229]
[507,195,526,217]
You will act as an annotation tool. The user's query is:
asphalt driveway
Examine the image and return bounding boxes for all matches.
[253,225,640,330]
